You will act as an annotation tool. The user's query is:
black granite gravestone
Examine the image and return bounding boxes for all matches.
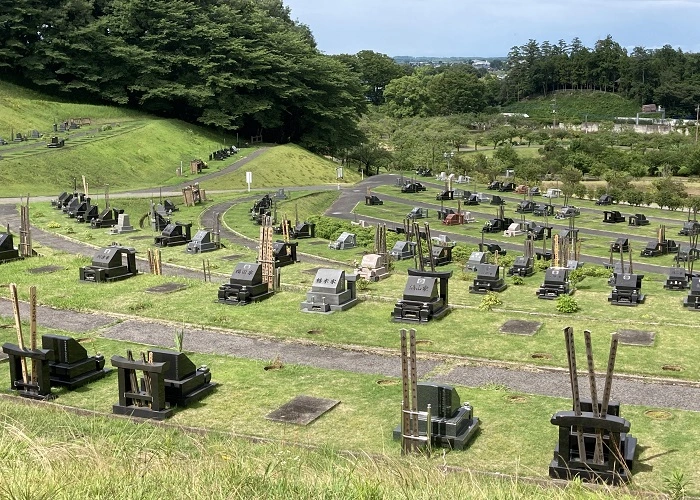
[217,262,273,305]
[393,383,480,450]
[550,400,636,484]
[508,255,535,277]
[683,276,700,310]
[536,268,571,299]
[291,221,316,239]
[608,273,645,306]
[91,207,123,228]
[603,211,626,223]
[0,232,21,263]
[392,269,451,322]
[664,267,689,290]
[148,348,216,406]
[154,222,192,247]
[41,335,109,389]
[628,214,649,226]
[79,245,138,283]
[469,264,507,293]
[273,240,299,267]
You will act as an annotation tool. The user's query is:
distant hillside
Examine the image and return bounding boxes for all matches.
[502,90,640,123]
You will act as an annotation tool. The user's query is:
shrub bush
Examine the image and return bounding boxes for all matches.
[478,291,502,311]
[556,295,579,313]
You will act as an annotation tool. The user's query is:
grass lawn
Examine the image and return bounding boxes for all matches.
[199,144,362,191]
[502,91,640,122]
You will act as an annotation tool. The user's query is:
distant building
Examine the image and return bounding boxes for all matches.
[471,60,491,70]
[641,104,657,113]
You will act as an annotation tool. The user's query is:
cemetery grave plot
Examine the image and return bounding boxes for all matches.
[27,265,64,274]
[499,320,542,336]
[221,254,244,261]
[146,283,187,294]
[265,395,340,425]
[616,329,655,347]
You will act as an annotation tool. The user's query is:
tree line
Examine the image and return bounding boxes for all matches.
[502,36,700,117]
[0,0,366,153]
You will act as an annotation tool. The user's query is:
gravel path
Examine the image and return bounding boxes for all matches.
[1,299,698,412]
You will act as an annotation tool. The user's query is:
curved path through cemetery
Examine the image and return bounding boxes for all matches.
[1,298,700,412]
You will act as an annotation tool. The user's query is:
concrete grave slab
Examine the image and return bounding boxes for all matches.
[221,254,244,261]
[265,395,340,425]
[27,265,64,274]
[616,329,656,347]
[499,319,542,336]
[127,235,153,240]
[146,283,187,294]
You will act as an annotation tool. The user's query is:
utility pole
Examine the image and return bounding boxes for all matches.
[695,104,699,144]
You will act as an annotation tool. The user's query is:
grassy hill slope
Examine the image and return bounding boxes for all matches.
[503,90,640,122]
[0,80,257,196]
[200,143,361,190]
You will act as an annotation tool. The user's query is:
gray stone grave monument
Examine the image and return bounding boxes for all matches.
[109,213,136,234]
[300,269,358,313]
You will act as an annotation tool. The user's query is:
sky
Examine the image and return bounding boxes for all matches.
[283,0,700,57]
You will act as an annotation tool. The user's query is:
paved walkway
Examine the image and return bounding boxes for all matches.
[1,298,699,412]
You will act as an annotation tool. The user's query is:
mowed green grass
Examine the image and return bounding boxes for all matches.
[0,326,698,494]
[1,400,649,500]
[0,79,143,131]
[0,79,270,196]
[199,144,362,190]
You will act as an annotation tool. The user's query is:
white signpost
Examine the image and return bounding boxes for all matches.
[246,171,252,192]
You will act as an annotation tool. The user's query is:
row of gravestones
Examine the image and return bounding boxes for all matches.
[1,334,215,420]
[1,328,633,484]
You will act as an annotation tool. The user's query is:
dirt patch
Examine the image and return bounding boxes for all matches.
[504,394,529,403]
[499,320,541,336]
[27,265,64,274]
[662,365,683,372]
[415,339,433,346]
[307,241,328,246]
[376,379,398,386]
[531,352,552,359]
[145,283,187,294]
[644,409,673,420]
[617,329,655,347]
[221,254,243,261]
[307,329,323,335]
[127,235,154,240]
